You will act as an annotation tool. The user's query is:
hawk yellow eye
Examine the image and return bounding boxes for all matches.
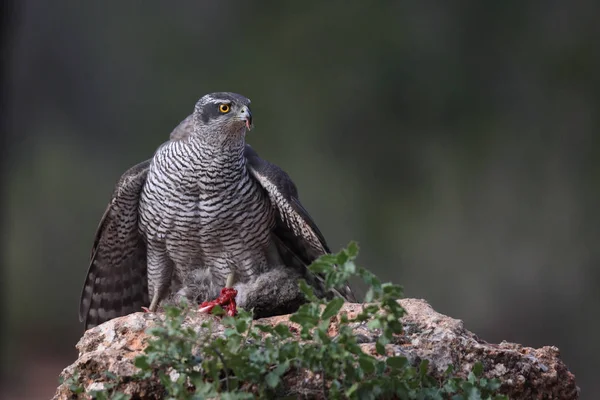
[219,104,230,113]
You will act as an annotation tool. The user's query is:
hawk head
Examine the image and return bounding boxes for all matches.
[192,92,253,145]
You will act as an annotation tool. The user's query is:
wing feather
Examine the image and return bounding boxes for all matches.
[79,160,151,329]
[245,145,356,302]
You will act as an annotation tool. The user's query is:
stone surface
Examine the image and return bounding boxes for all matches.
[54,299,579,399]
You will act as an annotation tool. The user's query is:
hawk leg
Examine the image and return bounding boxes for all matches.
[146,243,174,312]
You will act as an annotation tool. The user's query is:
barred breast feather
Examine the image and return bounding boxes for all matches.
[138,138,276,297]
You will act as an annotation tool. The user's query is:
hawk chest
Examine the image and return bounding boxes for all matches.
[140,160,275,254]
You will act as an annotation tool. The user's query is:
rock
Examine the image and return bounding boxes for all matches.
[54,299,579,399]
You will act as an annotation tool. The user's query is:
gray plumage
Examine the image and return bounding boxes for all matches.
[79,92,355,330]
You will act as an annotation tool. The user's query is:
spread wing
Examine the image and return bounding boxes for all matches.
[79,160,151,329]
[245,145,356,302]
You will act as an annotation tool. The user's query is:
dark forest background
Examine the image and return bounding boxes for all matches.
[2,1,599,398]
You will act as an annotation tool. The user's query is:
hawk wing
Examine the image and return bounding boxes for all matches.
[79,160,151,329]
[244,145,356,302]
[170,114,194,140]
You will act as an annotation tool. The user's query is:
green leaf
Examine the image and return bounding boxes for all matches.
[487,379,502,391]
[375,340,385,355]
[472,361,484,377]
[210,304,225,316]
[342,260,357,274]
[298,279,317,301]
[359,268,381,288]
[316,253,339,265]
[346,241,359,257]
[274,324,293,337]
[335,250,349,266]
[68,383,84,394]
[272,359,290,376]
[221,393,255,400]
[444,378,460,393]
[420,388,444,400]
[358,355,376,374]
[223,327,237,337]
[226,334,242,352]
[134,355,150,370]
[255,324,274,333]
[468,371,477,384]
[290,313,318,327]
[465,385,482,400]
[321,297,344,319]
[146,326,166,336]
[235,318,248,333]
[382,282,399,292]
[364,287,375,303]
[419,359,430,377]
[345,383,359,397]
[309,261,329,273]
[388,320,403,334]
[265,371,280,388]
[367,319,381,329]
[378,332,391,345]
[103,371,117,381]
[386,356,408,370]
[222,316,236,326]
[164,305,182,318]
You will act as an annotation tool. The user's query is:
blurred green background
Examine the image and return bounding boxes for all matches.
[2,1,599,398]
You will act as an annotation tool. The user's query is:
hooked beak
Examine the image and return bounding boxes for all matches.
[240,106,253,131]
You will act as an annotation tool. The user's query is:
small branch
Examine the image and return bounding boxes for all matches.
[210,346,231,392]
[321,364,327,398]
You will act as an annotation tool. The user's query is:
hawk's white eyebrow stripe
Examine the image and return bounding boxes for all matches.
[205,96,232,104]
[203,95,251,105]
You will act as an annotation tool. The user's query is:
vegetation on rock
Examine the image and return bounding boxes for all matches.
[65,243,506,400]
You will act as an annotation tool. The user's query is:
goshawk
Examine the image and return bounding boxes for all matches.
[79,92,355,329]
